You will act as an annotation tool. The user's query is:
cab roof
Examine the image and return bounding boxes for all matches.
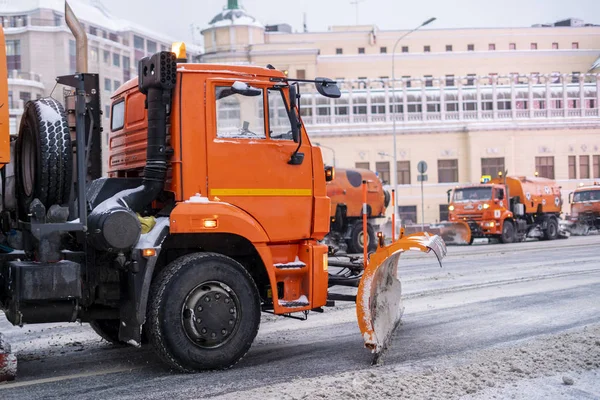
[112,62,287,99]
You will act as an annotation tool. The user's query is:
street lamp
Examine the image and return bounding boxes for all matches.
[315,142,336,167]
[391,17,436,226]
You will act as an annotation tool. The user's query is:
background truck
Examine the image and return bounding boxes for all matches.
[0,3,444,381]
[563,182,600,235]
[324,168,390,254]
[443,175,565,244]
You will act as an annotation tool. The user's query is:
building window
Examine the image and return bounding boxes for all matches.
[6,40,21,71]
[104,78,111,92]
[134,35,145,63]
[336,48,343,55]
[123,56,131,81]
[380,46,387,53]
[467,44,474,51]
[481,157,505,177]
[466,74,476,86]
[445,45,452,52]
[509,43,516,50]
[398,206,417,225]
[90,47,99,63]
[147,40,157,54]
[580,155,590,179]
[438,159,458,183]
[535,156,554,179]
[112,53,120,67]
[552,42,559,49]
[439,204,449,222]
[397,161,410,185]
[355,162,369,169]
[113,80,121,91]
[593,155,600,178]
[569,156,577,179]
[358,47,365,54]
[89,26,97,36]
[19,92,31,103]
[103,50,110,64]
[572,42,579,49]
[402,75,411,88]
[530,43,537,50]
[424,45,431,52]
[296,69,306,79]
[424,75,433,87]
[572,72,580,84]
[488,43,496,51]
[445,75,454,87]
[401,46,408,53]
[109,32,119,43]
[375,162,390,184]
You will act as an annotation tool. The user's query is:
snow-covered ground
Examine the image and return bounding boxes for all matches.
[0,235,599,399]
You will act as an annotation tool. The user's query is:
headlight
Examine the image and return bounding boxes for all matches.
[483,221,496,227]
[448,205,455,211]
[483,203,490,209]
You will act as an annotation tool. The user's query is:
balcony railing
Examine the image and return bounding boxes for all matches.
[299,73,600,128]
[7,70,42,83]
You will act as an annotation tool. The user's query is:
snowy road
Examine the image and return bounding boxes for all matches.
[1,235,599,399]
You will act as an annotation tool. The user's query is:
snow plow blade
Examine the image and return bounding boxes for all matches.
[437,220,472,245]
[0,333,17,382]
[356,233,446,364]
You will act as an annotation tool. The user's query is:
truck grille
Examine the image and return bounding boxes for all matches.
[457,214,482,221]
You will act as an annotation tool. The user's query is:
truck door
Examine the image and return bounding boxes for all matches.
[205,80,314,242]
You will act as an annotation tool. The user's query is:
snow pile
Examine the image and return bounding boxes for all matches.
[212,324,600,400]
[185,194,210,203]
[274,256,306,269]
[278,295,309,307]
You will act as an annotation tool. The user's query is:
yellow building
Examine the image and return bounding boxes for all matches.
[199,1,600,224]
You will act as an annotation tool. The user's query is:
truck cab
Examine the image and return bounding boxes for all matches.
[568,183,600,233]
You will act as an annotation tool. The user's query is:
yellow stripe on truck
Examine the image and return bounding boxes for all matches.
[210,188,312,196]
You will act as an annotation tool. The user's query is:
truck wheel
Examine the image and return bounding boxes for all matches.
[347,222,376,254]
[16,98,72,220]
[147,252,260,372]
[499,221,515,244]
[544,218,559,240]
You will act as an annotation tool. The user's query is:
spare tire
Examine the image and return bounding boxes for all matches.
[16,98,72,219]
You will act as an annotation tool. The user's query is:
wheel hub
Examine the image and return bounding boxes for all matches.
[181,281,240,348]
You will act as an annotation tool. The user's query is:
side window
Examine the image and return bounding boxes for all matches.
[215,86,265,139]
[267,88,293,140]
[496,188,504,200]
[110,100,125,131]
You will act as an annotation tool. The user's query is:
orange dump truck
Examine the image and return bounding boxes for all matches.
[325,168,390,253]
[0,4,446,381]
[445,175,566,244]
[564,182,600,235]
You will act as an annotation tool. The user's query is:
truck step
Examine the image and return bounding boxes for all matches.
[274,258,306,269]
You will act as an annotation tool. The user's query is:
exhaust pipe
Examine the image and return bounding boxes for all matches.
[65,1,88,73]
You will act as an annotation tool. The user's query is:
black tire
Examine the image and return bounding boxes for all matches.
[544,218,559,240]
[347,222,376,254]
[499,220,515,244]
[147,252,261,372]
[15,98,72,220]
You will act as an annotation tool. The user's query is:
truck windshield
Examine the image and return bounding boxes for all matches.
[453,187,492,202]
[267,88,293,140]
[573,190,600,202]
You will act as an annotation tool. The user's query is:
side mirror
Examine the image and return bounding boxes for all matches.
[289,84,297,109]
[315,78,341,98]
[568,192,573,204]
[446,189,452,204]
[325,166,335,182]
[231,81,262,97]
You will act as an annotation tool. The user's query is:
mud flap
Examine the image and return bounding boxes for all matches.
[356,233,446,364]
[0,333,17,382]
[438,221,472,245]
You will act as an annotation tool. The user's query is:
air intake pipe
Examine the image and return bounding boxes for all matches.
[87,52,177,252]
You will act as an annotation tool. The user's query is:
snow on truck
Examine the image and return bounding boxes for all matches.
[324,168,390,254]
[441,174,566,244]
[0,3,446,381]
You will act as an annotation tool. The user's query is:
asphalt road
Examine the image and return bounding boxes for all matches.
[1,235,599,399]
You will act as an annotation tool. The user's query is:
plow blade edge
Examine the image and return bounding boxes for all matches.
[438,221,472,245]
[356,233,446,363]
[0,333,17,382]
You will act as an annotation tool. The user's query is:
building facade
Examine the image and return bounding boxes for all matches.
[2,0,200,146]
[199,2,600,224]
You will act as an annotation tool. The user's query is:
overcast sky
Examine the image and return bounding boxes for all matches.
[98,0,600,44]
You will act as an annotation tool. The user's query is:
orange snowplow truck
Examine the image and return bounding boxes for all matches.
[0,4,446,380]
[325,168,390,253]
[445,175,565,244]
[564,182,600,235]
